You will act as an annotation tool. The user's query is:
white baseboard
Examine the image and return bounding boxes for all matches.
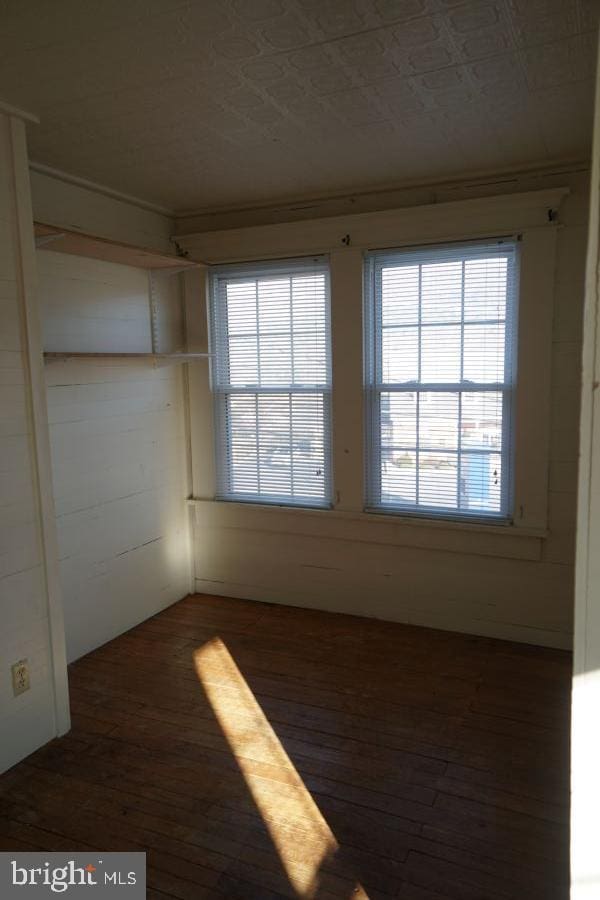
[194,577,573,651]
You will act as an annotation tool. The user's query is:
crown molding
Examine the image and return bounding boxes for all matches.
[173,157,588,232]
[24,155,589,230]
[0,98,39,124]
[176,186,569,264]
[28,161,174,217]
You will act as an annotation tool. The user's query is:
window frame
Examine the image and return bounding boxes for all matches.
[363,238,520,524]
[208,255,333,510]
[185,186,564,550]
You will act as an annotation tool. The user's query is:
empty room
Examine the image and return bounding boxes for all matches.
[1,1,600,898]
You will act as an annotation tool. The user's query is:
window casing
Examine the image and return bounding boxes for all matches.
[209,257,332,508]
[364,239,519,522]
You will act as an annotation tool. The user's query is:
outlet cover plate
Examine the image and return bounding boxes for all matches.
[11,659,30,696]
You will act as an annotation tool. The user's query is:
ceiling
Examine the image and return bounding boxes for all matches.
[1,0,597,213]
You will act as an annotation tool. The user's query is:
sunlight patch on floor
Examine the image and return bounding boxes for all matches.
[193,636,368,899]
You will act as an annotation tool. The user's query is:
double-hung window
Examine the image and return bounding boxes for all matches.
[364,239,519,521]
[210,257,332,508]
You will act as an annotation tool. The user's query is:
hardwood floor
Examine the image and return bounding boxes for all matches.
[0,594,571,899]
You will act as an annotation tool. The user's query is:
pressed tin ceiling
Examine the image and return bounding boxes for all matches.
[0,0,597,212]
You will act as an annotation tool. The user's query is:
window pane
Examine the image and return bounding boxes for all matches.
[381,392,417,448]
[460,452,502,513]
[419,392,459,450]
[420,325,461,382]
[382,327,418,382]
[421,260,462,323]
[381,449,416,504]
[292,393,326,499]
[228,336,258,385]
[293,330,327,384]
[258,393,291,496]
[463,323,505,382]
[258,277,291,333]
[260,333,292,386]
[461,392,503,451]
[227,395,258,494]
[226,281,256,335]
[381,265,419,326]
[292,274,326,331]
[464,257,507,321]
[418,452,458,508]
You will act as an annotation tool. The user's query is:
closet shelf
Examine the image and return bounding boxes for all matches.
[43,352,211,367]
[34,222,202,271]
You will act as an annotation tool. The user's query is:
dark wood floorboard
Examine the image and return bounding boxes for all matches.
[0,593,571,899]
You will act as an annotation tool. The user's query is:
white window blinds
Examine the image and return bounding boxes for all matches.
[364,239,519,521]
[210,257,332,507]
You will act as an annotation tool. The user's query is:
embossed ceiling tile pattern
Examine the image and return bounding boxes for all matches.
[311,1,370,37]
[393,15,443,44]
[508,0,581,46]
[232,0,286,21]
[450,1,502,30]
[260,13,312,49]
[376,0,432,22]
[0,0,595,209]
[357,57,402,84]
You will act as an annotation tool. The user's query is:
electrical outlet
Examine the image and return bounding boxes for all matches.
[11,659,30,696]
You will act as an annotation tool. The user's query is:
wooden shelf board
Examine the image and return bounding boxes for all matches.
[43,352,210,366]
[34,222,201,270]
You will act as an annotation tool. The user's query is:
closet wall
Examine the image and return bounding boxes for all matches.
[32,173,192,661]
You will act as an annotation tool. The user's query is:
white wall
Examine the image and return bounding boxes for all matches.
[0,109,68,772]
[182,170,588,650]
[32,178,192,662]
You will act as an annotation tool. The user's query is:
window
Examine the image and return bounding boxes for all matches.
[364,239,519,521]
[210,257,332,507]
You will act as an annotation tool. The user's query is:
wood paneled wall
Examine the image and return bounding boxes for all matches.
[38,252,192,662]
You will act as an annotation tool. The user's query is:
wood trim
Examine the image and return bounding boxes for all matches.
[0,99,39,124]
[176,187,569,263]
[189,498,545,561]
[8,117,70,735]
[34,222,202,270]
[193,580,571,650]
[330,249,364,512]
[29,160,174,216]
[180,271,200,596]
[184,268,216,503]
[174,160,583,228]
[511,227,557,531]
[43,351,210,366]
